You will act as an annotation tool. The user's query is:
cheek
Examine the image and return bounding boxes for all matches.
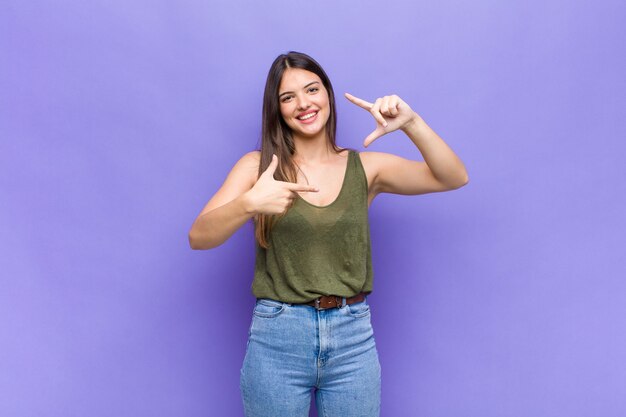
[320,96,331,115]
[319,96,330,112]
[279,104,293,121]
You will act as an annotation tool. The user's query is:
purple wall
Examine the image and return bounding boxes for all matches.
[2,0,625,416]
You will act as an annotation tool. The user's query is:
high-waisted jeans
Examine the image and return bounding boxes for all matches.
[240,297,381,417]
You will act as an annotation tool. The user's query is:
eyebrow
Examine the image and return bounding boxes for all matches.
[278,81,320,98]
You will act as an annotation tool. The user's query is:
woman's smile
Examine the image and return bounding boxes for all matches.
[296,110,318,123]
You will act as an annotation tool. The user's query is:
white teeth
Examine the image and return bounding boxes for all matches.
[298,112,317,120]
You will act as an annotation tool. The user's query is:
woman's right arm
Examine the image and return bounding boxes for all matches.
[188,152,318,250]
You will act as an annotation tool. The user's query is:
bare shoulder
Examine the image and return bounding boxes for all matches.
[244,150,261,161]
[240,150,261,165]
[356,150,394,181]
[358,151,403,164]
[358,151,386,164]
[198,151,260,215]
[229,150,261,182]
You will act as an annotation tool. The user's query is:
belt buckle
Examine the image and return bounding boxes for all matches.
[335,296,343,308]
[314,296,342,310]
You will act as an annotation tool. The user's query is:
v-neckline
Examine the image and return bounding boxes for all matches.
[296,150,351,209]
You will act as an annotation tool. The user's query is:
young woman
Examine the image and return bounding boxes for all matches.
[189,51,468,417]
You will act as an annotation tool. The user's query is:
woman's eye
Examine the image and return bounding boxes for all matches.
[308,87,319,93]
[281,96,293,102]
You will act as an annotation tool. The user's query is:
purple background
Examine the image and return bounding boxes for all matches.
[2,0,625,416]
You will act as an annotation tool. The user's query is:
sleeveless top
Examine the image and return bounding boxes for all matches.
[251,150,373,303]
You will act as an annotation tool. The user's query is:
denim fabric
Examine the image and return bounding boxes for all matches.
[240,297,381,417]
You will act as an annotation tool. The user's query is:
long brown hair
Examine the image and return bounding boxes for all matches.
[255,51,342,248]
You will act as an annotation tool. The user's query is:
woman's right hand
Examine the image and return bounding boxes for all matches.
[244,154,318,215]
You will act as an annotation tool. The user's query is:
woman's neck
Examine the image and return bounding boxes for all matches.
[292,134,338,164]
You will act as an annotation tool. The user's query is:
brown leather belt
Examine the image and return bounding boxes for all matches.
[300,292,367,310]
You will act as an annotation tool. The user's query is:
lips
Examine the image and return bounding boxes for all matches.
[296,110,318,123]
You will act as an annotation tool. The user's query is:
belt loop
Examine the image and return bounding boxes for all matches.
[342,296,346,307]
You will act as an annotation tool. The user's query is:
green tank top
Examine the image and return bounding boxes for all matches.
[251,150,373,303]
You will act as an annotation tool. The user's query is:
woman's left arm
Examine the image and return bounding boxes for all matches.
[345,93,469,195]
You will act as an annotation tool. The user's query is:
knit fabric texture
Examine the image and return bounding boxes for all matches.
[252,150,373,303]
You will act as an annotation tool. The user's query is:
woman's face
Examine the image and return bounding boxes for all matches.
[278,68,330,140]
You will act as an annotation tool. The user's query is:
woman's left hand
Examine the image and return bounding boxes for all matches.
[345,93,421,147]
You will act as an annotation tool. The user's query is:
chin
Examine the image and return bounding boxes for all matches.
[297,126,326,138]
[295,119,328,135]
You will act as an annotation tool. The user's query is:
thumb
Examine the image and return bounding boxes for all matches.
[262,154,278,179]
[363,129,384,147]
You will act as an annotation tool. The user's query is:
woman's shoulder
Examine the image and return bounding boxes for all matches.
[355,150,388,167]
[353,151,401,185]
[357,150,406,165]
[241,150,261,162]
[356,150,385,158]
[236,150,261,171]
[224,151,261,188]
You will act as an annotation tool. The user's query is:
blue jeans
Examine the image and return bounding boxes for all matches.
[240,297,381,417]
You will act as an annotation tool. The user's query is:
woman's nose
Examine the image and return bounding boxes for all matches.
[296,95,311,110]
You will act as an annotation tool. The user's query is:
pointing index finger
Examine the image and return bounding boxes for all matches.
[283,182,319,193]
[344,92,373,110]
